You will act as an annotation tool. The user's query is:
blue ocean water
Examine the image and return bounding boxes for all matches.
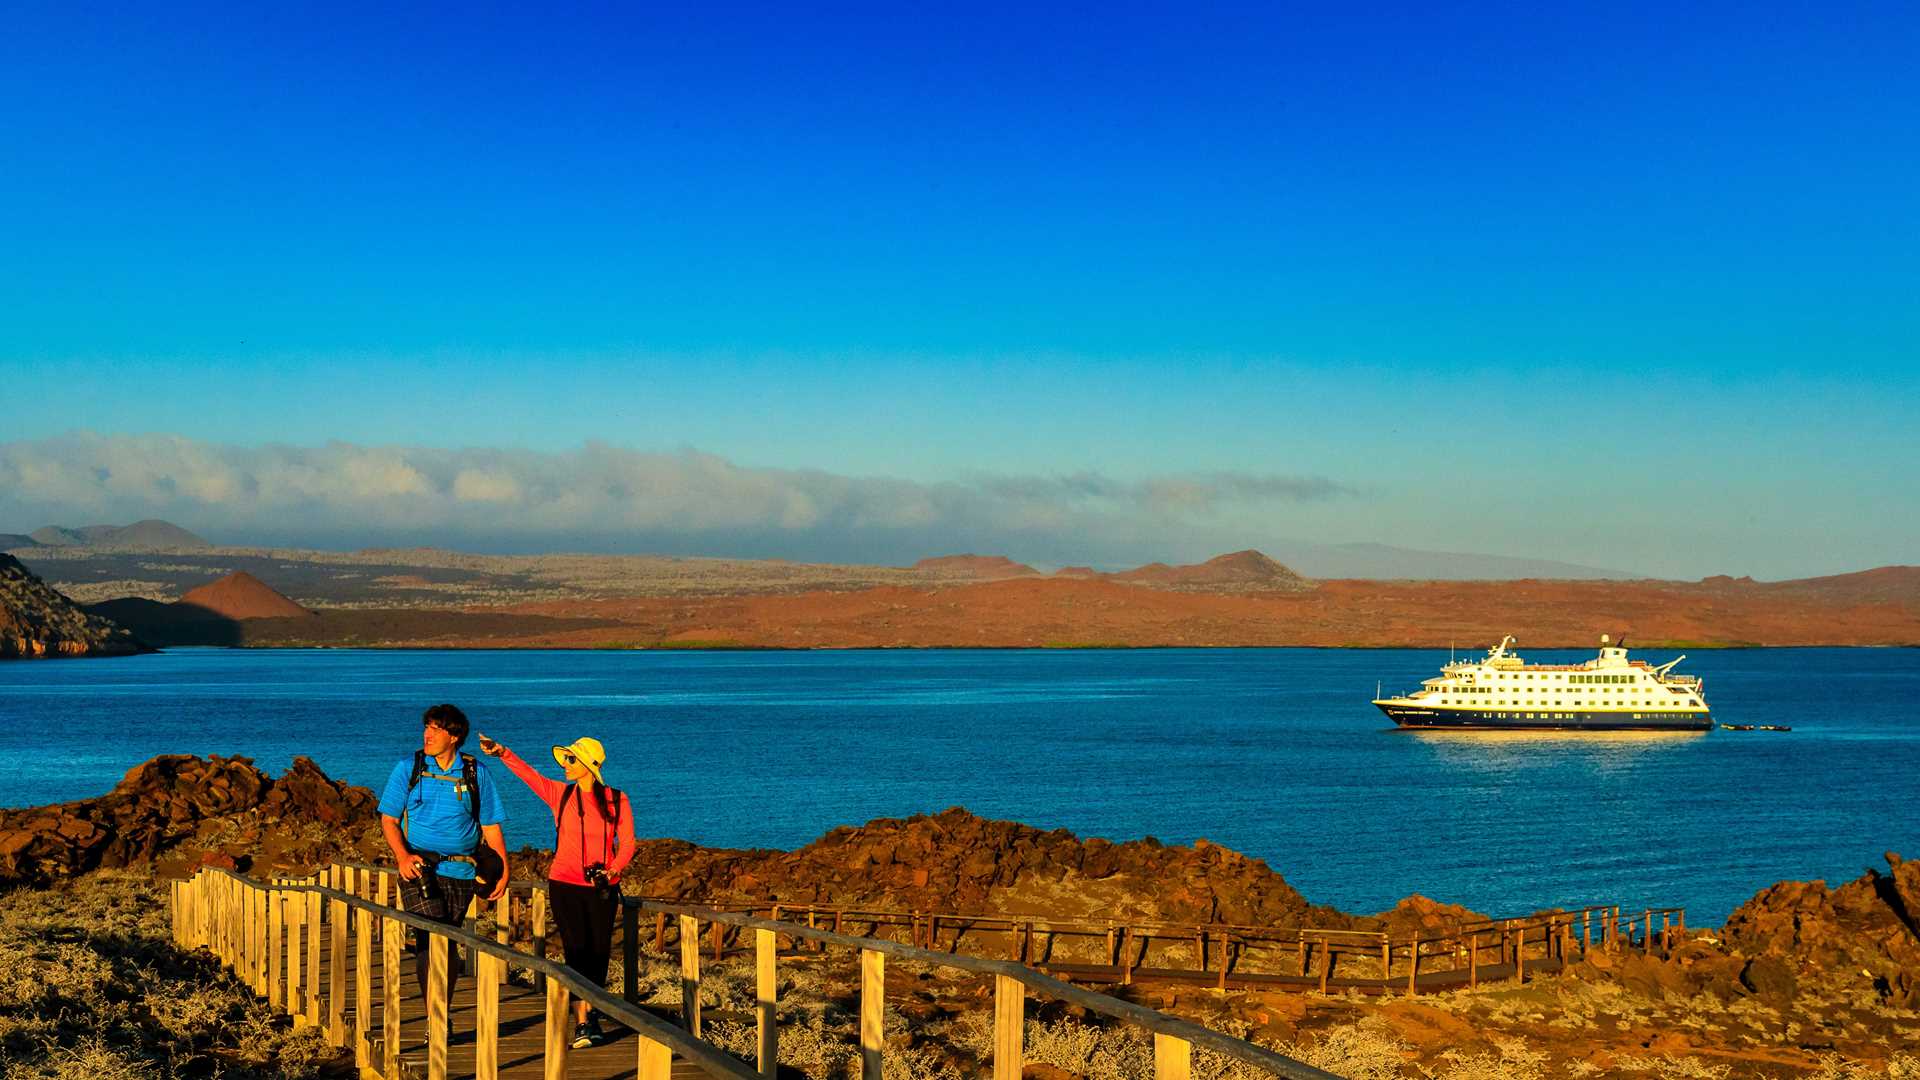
[1,646,1914,925]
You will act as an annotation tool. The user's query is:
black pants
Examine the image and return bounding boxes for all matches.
[398,871,476,1010]
[548,880,617,990]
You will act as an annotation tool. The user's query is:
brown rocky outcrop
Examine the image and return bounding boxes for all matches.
[1087,550,1315,593]
[1717,852,1920,1007]
[600,807,1354,929]
[0,553,149,658]
[0,755,380,887]
[913,555,1042,579]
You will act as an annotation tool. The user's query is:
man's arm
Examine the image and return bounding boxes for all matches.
[480,823,509,901]
[381,815,427,880]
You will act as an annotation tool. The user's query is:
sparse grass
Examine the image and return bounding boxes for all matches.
[0,870,350,1079]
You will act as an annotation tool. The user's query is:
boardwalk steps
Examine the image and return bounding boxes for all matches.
[168,863,1345,1080]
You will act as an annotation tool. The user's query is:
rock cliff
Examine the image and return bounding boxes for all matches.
[0,553,148,658]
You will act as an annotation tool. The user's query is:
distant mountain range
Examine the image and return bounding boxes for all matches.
[5,520,210,550]
[0,517,1632,580]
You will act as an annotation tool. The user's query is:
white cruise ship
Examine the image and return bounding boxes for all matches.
[1372,635,1712,731]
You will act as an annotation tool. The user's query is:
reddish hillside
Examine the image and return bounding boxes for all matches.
[912,554,1040,578]
[1110,549,1312,592]
[471,569,1920,649]
[178,572,313,620]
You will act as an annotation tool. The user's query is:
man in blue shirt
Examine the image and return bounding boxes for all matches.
[378,703,509,1014]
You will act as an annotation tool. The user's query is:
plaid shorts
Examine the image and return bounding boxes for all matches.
[397,862,477,925]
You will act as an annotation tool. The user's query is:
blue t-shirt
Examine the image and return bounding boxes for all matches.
[378,753,507,881]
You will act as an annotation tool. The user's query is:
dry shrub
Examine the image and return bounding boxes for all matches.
[1807,1055,1920,1079]
[0,870,349,1079]
[1277,1016,1411,1080]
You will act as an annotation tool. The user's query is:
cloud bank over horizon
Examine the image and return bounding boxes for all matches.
[0,433,1353,567]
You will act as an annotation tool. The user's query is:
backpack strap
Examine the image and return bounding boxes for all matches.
[461,753,482,824]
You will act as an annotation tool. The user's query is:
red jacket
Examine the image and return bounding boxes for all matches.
[500,748,636,887]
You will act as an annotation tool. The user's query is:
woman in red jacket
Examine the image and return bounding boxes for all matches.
[479,733,635,1048]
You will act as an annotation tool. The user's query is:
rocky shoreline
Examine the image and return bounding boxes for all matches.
[3,756,1917,1076]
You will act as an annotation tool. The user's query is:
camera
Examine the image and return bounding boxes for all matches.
[583,863,610,887]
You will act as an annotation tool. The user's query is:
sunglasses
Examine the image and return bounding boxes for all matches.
[558,750,578,765]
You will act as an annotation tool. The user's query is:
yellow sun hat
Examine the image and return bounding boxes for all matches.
[552,737,606,784]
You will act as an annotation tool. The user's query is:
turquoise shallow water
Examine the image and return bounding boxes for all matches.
[1,646,1914,924]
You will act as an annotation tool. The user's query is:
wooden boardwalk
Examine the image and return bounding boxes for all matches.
[170,862,1685,1080]
[171,864,1346,1080]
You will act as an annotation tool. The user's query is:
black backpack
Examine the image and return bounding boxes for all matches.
[404,750,504,890]
[407,750,483,825]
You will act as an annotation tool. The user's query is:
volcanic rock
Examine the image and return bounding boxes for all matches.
[913,555,1041,579]
[607,807,1352,929]
[0,554,149,658]
[1720,851,1920,1007]
[178,571,313,619]
[0,754,380,887]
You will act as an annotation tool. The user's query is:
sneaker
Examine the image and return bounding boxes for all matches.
[572,1021,593,1050]
[586,1014,607,1046]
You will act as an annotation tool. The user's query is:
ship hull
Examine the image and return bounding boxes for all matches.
[1376,704,1712,731]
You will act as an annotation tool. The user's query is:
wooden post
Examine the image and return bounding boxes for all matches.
[1469,931,1479,988]
[476,949,501,1080]
[1154,1033,1192,1080]
[713,919,725,963]
[1216,931,1230,991]
[1643,910,1653,954]
[531,888,550,987]
[1318,943,1332,994]
[993,974,1023,1080]
[428,934,450,1080]
[1120,927,1134,985]
[242,885,256,991]
[1022,922,1033,965]
[624,902,642,1005]
[328,896,348,1046]
[638,1033,672,1080]
[383,915,403,1080]
[544,978,571,1080]
[1515,925,1526,983]
[1583,909,1592,950]
[354,906,373,1069]
[655,910,667,953]
[745,928,775,1076]
[306,891,323,1028]
[1381,939,1392,984]
[860,949,884,1080]
[679,914,702,1035]
[1407,939,1420,995]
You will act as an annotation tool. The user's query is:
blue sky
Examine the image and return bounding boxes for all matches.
[1,3,1915,578]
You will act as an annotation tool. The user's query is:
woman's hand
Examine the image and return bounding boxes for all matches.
[477,733,505,757]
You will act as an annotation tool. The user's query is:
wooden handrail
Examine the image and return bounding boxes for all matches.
[174,863,1342,1080]
[174,867,762,1080]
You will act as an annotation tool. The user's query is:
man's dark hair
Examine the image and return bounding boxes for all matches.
[422,703,469,745]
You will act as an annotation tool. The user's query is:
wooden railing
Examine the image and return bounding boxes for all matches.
[169,862,1342,1080]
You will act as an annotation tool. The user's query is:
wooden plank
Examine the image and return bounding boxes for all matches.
[860,948,884,1080]
[383,915,403,1080]
[355,906,373,1069]
[476,949,501,1080]
[679,914,702,1035]
[428,933,449,1080]
[285,891,302,1018]
[755,927,777,1077]
[306,891,324,1028]
[544,978,571,1080]
[639,1033,673,1080]
[268,891,283,1008]
[993,974,1023,1080]
[328,896,347,1046]
[1154,1033,1192,1080]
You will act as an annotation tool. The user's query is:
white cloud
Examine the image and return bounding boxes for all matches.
[0,433,1354,565]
